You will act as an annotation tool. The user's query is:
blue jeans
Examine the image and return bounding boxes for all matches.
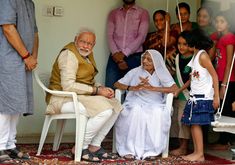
[105,52,142,89]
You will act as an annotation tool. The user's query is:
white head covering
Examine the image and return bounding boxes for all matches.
[142,49,174,86]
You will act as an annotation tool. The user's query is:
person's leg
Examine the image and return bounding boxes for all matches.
[88,112,119,159]
[0,114,11,151]
[80,109,113,162]
[182,125,205,161]
[90,112,119,148]
[83,109,113,149]
[6,114,19,150]
[171,100,190,156]
[0,114,12,161]
[105,55,122,89]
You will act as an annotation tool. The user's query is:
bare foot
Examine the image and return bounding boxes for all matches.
[232,102,235,111]
[71,146,75,155]
[182,153,204,162]
[170,148,187,156]
[123,154,135,160]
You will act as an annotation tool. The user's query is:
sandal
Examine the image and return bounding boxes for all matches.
[81,149,100,162]
[123,154,135,160]
[0,150,12,163]
[6,148,30,160]
[92,147,118,160]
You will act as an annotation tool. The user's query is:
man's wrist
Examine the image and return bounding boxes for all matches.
[22,51,30,60]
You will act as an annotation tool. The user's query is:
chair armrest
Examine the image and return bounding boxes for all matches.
[115,89,125,102]
[33,70,80,115]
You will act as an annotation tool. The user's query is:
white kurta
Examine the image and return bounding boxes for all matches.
[115,60,175,159]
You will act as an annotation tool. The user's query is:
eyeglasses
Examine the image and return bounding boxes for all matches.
[78,40,94,47]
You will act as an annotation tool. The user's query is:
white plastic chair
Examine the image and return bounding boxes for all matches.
[33,70,88,162]
[112,89,174,158]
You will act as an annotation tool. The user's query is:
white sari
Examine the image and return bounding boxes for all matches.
[115,50,175,159]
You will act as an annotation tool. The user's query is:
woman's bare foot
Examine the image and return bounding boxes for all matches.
[182,153,204,162]
[123,154,135,160]
[170,148,187,156]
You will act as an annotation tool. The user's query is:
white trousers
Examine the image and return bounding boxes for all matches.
[0,114,19,150]
[61,102,119,149]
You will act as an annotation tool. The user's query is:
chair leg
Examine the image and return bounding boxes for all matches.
[37,116,52,155]
[162,132,170,158]
[74,115,88,162]
[53,119,66,151]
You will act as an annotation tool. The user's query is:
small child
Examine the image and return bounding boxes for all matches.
[170,31,194,156]
[180,28,220,161]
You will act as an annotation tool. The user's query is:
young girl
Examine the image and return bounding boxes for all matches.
[170,31,194,156]
[210,11,235,150]
[180,28,220,161]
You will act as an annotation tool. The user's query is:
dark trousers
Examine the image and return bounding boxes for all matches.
[105,52,142,89]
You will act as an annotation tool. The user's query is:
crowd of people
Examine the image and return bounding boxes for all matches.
[0,0,235,163]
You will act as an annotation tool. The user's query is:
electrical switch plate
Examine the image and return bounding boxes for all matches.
[53,6,64,16]
[42,5,53,17]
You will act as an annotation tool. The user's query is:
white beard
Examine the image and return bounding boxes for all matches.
[78,48,91,57]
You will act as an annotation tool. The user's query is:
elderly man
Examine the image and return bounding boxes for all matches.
[46,29,122,162]
[105,0,150,89]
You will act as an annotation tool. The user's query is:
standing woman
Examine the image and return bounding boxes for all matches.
[197,6,215,36]
[0,0,38,162]
[143,10,178,57]
[210,11,235,150]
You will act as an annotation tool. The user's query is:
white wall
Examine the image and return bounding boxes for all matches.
[17,0,200,141]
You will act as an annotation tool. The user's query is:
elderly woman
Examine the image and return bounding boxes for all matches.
[114,50,178,160]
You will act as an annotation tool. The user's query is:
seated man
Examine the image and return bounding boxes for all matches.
[46,29,122,162]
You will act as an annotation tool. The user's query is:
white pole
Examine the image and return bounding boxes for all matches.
[164,0,169,61]
[215,52,235,120]
[176,0,183,32]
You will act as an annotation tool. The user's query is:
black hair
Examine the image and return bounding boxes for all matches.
[177,30,192,45]
[215,10,234,33]
[175,2,190,15]
[197,6,213,18]
[153,10,166,20]
[187,28,213,50]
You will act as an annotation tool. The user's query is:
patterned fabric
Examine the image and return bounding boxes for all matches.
[5,143,234,164]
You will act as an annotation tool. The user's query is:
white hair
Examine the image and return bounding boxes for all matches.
[76,27,96,38]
